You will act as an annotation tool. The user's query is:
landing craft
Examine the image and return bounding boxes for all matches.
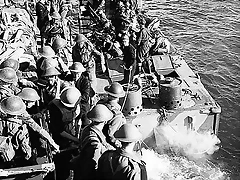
[0,0,222,179]
[80,0,222,156]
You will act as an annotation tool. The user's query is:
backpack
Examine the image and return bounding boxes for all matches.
[0,136,15,162]
[0,118,23,162]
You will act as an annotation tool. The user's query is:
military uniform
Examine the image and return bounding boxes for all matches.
[36,0,49,34]
[98,149,147,180]
[0,117,31,168]
[74,124,113,180]
[72,104,114,180]
[103,101,127,148]
[97,123,147,180]
[72,37,105,92]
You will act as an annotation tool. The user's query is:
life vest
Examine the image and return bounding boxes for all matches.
[52,99,80,136]
[0,117,31,162]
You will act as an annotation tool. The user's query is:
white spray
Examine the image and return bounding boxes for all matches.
[140,123,227,180]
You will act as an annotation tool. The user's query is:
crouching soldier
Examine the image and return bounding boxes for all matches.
[97,123,148,180]
[0,96,59,168]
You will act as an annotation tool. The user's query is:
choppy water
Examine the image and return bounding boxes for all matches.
[143,0,240,179]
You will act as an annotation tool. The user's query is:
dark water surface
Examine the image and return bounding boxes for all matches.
[143,0,240,179]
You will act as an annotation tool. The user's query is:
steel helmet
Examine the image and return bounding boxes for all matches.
[74,34,87,43]
[0,67,18,83]
[18,88,40,102]
[114,123,142,142]
[51,11,61,19]
[87,104,113,122]
[0,58,19,71]
[0,96,26,116]
[39,46,56,57]
[40,57,59,70]
[104,82,125,98]
[42,67,61,77]
[60,87,81,108]
[69,62,86,73]
[52,38,67,51]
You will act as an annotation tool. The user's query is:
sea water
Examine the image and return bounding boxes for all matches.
[141,0,240,179]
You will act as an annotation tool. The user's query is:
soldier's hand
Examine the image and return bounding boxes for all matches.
[20,79,37,88]
[32,112,44,119]
[53,144,60,154]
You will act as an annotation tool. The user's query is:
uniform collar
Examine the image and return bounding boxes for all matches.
[119,149,143,164]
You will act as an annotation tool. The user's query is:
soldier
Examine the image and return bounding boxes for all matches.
[73,104,114,180]
[136,17,150,74]
[67,62,92,128]
[44,11,64,45]
[101,82,127,148]
[52,37,73,67]
[47,86,81,180]
[121,34,137,84]
[0,58,37,88]
[18,87,52,158]
[97,123,148,180]
[149,29,172,55]
[40,66,65,106]
[0,96,59,168]
[36,0,50,47]
[37,45,69,79]
[0,67,20,100]
[72,34,106,92]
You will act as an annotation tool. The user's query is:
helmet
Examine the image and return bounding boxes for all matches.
[51,11,61,19]
[104,82,125,98]
[69,62,86,73]
[74,34,87,43]
[0,67,18,83]
[52,38,67,51]
[39,46,55,57]
[40,57,59,70]
[114,123,142,142]
[87,104,113,122]
[60,87,81,108]
[42,67,61,77]
[18,88,40,102]
[0,58,19,71]
[0,96,26,116]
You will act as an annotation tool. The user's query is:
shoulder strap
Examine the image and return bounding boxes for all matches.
[109,152,125,176]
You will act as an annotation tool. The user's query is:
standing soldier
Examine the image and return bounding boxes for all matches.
[0,96,59,168]
[36,0,50,47]
[47,86,81,180]
[52,37,73,67]
[44,11,64,45]
[72,34,106,92]
[68,62,92,128]
[0,67,20,100]
[97,123,148,180]
[136,18,150,74]
[40,66,65,106]
[73,104,114,180]
[121,34,137,84]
